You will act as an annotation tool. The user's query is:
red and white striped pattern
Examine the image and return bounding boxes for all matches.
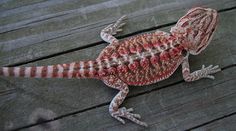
[0,60,111,79]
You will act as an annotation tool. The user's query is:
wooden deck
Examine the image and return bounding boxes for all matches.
[0,0,236,130]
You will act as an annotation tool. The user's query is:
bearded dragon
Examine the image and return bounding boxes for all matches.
[0,7,220,126]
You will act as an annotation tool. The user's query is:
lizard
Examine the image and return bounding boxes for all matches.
[0,7,220,127]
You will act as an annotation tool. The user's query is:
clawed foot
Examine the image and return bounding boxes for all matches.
[201,65,221,79]
[104,15,126,35]
[110,107,148,127]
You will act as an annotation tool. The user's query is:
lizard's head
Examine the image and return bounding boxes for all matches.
[170,7,218,55]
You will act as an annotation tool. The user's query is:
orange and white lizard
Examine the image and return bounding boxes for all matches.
[0,7,220,126]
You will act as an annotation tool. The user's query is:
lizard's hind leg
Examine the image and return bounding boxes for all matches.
[102,75,148,127]
[100,15,126,44]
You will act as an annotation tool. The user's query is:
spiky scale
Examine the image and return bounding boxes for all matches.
[140,58,149,69]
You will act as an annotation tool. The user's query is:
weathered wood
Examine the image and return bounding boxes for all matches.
[26,66,236,131]
[0,0,236,66]
[1,8,236,130]
[0,0,46,12]
[192,114,236,131]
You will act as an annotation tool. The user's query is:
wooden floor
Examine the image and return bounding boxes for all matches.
[0,0,236,130]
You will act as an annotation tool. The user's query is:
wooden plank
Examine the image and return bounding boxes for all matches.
[0,0,105,25]
[0,0,46,12]
[27,66,236,131]
[192,114,236,131]
[1,9,236,130]
[0,0,236,66]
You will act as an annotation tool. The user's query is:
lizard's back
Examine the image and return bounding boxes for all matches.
[99,31,185,86]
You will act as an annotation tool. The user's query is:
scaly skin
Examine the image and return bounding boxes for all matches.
[100,31,184,86]
[0,7,221,127]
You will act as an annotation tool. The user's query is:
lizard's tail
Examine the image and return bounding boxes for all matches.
[0,60,112,79]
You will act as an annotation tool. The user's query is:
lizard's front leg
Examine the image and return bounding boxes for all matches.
[181,56,221,82]
[100,15,126,44]
[102,75,148,127]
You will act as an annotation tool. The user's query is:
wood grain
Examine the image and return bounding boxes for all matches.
[192,114,236,131]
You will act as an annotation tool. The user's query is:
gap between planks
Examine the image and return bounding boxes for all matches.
[9,64,236,131]
[6,6,236,67]
[187,112,236,131]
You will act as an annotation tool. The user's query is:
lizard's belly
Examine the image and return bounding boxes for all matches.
[117,57,183,86]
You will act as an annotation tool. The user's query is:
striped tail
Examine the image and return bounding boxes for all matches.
[0,60,112,79]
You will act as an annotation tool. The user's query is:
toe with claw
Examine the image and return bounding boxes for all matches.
[106,15,127,35]
[110,107,148,127]
[201,64,221,79]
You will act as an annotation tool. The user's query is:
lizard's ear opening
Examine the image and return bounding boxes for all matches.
[171,7,218,55]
